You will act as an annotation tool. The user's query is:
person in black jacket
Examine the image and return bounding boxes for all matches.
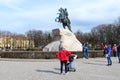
[117,42,120,63]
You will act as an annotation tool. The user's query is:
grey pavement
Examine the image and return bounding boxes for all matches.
[0,57,120,80]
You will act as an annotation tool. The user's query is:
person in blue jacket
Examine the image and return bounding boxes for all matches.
[117,42,120,63]
[82,43,88,59]
[59,41,63,51]
[104,44,112,66]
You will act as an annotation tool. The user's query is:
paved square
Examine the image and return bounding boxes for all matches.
[0,57,120,80]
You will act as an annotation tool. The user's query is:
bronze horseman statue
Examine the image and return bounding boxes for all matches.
[55,8,72,31]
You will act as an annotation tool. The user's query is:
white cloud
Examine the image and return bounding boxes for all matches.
[0,0,25,11]
[0,0,120,33]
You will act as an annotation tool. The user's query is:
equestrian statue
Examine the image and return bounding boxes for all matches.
[55,8,72,32]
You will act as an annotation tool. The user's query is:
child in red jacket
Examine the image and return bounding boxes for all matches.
[56,47,72,75]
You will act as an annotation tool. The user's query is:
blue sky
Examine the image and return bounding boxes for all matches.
[0,0,120,34]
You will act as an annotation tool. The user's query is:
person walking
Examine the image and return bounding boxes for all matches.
[101,43,106,57]
[58,41,63,51]
[82,43,88,59]
[112,44,117,57]
[104,44,112,66]
[117,42,120,63]
[56,46,72,75]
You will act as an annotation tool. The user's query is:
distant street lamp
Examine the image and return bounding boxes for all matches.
[103,30,107,44]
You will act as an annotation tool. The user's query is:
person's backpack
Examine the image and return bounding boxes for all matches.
[69,55,74,62]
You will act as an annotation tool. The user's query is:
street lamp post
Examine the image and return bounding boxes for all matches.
[103,30,107,44]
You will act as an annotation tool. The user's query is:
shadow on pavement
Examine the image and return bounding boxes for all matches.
[54,68,60,70]
[36,69,60,74]
[83,62,105,66]
[95,60,106,62]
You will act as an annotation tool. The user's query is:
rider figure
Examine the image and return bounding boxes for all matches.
[64,8,68,22]
[59,8,65,21]
[56,8,72,32]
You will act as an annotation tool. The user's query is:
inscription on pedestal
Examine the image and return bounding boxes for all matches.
[52,29,61,41]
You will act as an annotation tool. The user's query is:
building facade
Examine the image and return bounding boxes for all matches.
[0,35,34,50]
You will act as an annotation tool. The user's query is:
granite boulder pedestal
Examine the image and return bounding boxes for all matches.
[43,28,82,51]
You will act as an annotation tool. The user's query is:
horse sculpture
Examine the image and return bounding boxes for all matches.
[55,8,72,31]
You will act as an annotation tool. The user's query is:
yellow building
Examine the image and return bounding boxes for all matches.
[0,35,34,50]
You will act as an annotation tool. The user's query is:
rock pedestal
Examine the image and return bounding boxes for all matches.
[43,28,82,51]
